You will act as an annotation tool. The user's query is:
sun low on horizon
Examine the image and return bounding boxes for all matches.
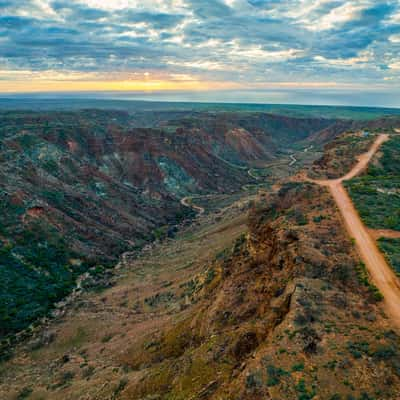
[0,0,400,105]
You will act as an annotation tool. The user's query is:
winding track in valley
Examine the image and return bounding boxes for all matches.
[289,154,297,166]
[310,133,400,328]
[180,196,206,214]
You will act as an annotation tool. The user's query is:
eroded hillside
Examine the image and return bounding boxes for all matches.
[2,180,400,399]
[0,110,346,339]
[119,183,400,400]
[2,111,400,400]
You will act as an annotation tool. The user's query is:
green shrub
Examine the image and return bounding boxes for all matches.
[378,238,400,275]
[16,387,33,400]
[265,364,288,387]
[101,334,114,343]
[373,344,397,360]
[355,262,383,301]
[295,378,316,400]
[246,370,263,390]
[347,341,370,359]
[114,378,128,396]
[313,215,324,223]
[292,362,305,372]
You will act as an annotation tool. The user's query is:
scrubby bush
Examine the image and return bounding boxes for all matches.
[346,341,370,359]
[265,364,288,387]
[246,370,263,390]
[373,344,397,360]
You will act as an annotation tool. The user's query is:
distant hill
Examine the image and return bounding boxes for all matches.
[1,97,400,120]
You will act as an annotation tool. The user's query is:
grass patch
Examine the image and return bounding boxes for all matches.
[378,238,400,275]
[355,262,384,301]
[265,364,289,387]
[345,135,400,231]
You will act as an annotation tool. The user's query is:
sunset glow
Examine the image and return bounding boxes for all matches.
[0,0,399,105]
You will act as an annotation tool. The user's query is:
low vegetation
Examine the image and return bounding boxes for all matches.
[346,134,400,275]
[346,135,400,230]
[0,220,92,340]
[378,238,400,275]
[1,112,400,399]
[309,131,376,179]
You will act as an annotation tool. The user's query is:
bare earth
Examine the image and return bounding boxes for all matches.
[369,229,400,240]
[313,134,400,329]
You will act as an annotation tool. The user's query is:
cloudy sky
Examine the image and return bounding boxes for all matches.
[1,0,400,106]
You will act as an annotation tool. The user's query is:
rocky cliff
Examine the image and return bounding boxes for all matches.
[121,183,400,400]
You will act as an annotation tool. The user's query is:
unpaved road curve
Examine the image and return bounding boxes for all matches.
[289,154,297,166]
[315,134,390,185]
[180,196,205,214]
[248,168,261,180]
[313,134,400,329]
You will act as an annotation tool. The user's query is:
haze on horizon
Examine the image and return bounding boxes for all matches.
[0,0,400,107]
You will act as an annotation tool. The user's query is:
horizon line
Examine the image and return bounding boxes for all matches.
[0,94,400,112]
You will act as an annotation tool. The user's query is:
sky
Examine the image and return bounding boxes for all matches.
[0,0,400,106]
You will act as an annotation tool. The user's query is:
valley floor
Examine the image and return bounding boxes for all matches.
[0,194,251,399]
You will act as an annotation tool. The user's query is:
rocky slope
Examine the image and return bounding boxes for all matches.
[1,113,400,399]
[0,109,350,339]
[2,181,400,399]
[120,182,400,400]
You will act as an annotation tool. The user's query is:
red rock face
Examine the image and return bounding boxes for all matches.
[0,110,349,263]
[66,140,78,153]
[25,206,45,218]
[0,109,350,307]
[9,191,25,207]
[224,127,267,159]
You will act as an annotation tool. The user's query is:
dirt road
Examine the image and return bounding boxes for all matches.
[248,168,261,180]
[315,134,390,186]
[289,154,297,166]
[313,134,400,328]
[180,196,205,214]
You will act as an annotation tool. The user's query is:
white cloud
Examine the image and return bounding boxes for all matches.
[388,61,400,70]
[167,60,232,71]
[389,34,400,43]
[229,43,303,62]
[77,0,186,12]
[8,0,60,20]
[222,0,254,12]
[0,69,100,81]
[314,50,372,67]
[308,1,371,31]
[0,0,399,94]
[386,9,400,24]
[279,0,332,20]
